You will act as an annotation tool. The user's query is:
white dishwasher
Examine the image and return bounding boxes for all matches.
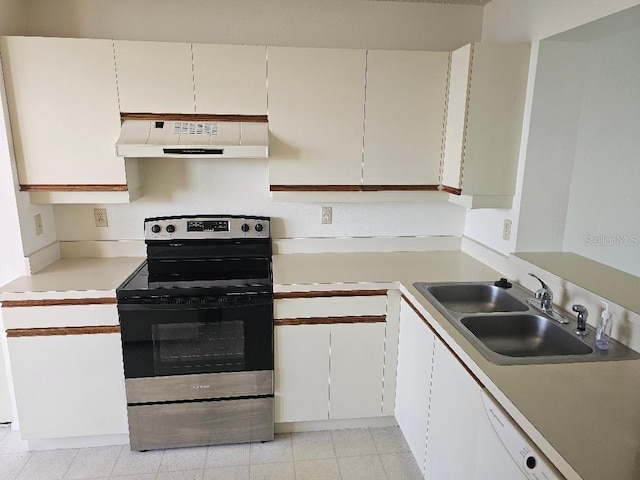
[475,390,563,480]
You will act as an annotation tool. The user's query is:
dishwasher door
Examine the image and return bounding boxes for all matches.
[476,390,563,480]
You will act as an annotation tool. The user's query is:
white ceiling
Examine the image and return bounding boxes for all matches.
[369,0,492,5]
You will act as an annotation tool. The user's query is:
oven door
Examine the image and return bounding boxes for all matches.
[118,299,273,379]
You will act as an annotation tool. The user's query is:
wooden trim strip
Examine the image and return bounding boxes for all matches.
[274,290,387,299]
[271,185,441,192]
[361,185,440,192]
[440,185,462,195]
[275,315,386,326]
[400,294,483,387]
[6,325,120,338]
[270,185,362,192]
[120,113,268,123]
[20,185,128,192]
[2,298,117,308]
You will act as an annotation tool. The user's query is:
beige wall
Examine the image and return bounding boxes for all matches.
[24,0,483,51]
[482,0,640,42]
[0,0,26,35]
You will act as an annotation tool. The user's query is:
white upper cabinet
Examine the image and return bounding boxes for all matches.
[192,44,267,114]
[441,43,530,208]
[0,36,141,203]
[114,40,194,113]
[363,50,449,187]
[267,46,366,187]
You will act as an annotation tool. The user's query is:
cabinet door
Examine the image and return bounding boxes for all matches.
[363,50,448,186]
[115,40,194,113]
[460,43,529,196]
[329,322,386,419]
[274,324,330,422]
[441,44,471,192]
[0,36,125,186]
[267,47,366,187]
[7,333,128,439]
[192,44,267,114]
[395,299,435,476]
[424,339,482,480]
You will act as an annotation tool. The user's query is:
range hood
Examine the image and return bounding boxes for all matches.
[115,116,269,158]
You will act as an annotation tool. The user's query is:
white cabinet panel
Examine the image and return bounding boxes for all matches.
[7,333,128,439]
[193,44,267,114]
[329,322,385,419]
[363,50,448,186]
[267,46,366,186]
[442,43,530,208]
[2,304,119,329]
[441,44,470,191]
[395,299,435,476]
[115,40,194,113]
[0,36,125,186]
[424,340,483,480]
[274,296,387,320]
[274,324,330,423]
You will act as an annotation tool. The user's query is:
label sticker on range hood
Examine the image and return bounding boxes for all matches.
[115,116,269,159]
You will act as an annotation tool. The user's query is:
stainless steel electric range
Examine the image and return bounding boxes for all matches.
[116,215,274,451]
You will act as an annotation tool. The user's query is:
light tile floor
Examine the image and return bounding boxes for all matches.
[0,424,422,480]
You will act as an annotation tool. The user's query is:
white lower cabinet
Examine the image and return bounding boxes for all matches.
[329,322,385,419]
[397,297,510,479]
[275,321,386,423]
[274,324,331,423]
[395,299,435,476]
[424,340,483,479]
[7,333,128,439]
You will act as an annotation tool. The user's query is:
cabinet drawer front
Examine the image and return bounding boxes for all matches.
[275,296,387,320]
[2,304,119,330]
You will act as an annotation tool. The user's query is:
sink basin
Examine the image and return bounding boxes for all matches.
[421,284,528,313]
[460,314,593,357]
[413,281,640,365]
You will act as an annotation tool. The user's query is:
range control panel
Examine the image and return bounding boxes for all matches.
[144,215,270,240]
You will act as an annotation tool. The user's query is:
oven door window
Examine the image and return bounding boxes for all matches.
[119,302,273,378]
[152,320,245,375]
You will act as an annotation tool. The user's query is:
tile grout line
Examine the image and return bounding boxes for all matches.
[107,444,125,479]
[60,448,80,480]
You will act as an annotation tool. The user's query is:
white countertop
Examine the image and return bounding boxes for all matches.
[0,257,145,301]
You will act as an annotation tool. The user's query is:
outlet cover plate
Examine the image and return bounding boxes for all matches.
[94,208,108,227]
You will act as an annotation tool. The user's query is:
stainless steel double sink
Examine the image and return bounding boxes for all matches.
[413,282,640,365]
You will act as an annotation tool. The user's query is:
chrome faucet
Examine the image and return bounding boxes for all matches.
[572,304,589,336]
[528,273,570,324]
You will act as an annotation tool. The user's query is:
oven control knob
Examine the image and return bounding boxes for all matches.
[166,224,176,233]
[151,224,161,233]
[241,223,250,233]
[255,223,263,232]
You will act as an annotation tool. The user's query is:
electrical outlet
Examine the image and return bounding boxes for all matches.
[94,208,109,227]
[502,219,512,241]
[321,206,332,225]
[34,214,44,236]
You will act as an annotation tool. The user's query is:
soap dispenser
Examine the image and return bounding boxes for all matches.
[595,302,612,350]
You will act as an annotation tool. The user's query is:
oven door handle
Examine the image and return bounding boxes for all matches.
[117,298,273,311]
